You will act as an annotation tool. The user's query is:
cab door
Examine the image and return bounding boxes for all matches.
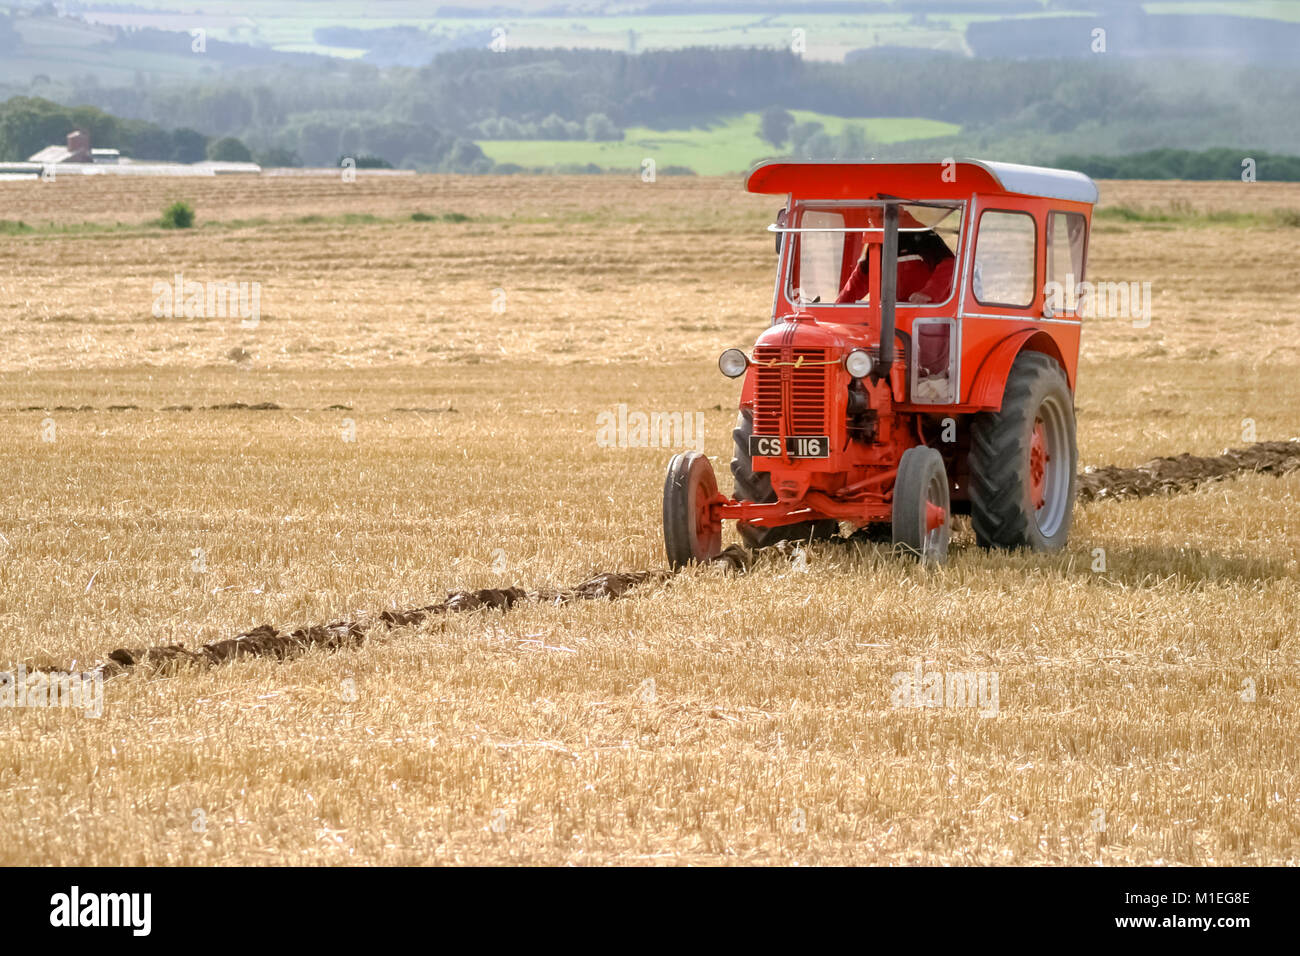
[957,198,1048,403]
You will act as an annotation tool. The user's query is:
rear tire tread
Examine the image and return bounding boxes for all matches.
[968,352,1076,551]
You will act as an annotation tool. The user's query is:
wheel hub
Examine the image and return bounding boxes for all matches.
[1029,418,1049,510]
[696,490,720,541]
[920,469,951,561]
[925,500,947,533]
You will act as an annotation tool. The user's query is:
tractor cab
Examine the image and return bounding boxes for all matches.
[781,198,966,402]
[785,200,962,308]
[663,160,1098,567]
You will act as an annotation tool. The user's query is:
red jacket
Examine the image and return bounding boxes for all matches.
[836,254,955,305]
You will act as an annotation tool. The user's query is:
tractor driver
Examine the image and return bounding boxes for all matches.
[835,228,956,306]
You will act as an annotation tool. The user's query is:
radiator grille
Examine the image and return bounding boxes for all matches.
[752,346,832,436]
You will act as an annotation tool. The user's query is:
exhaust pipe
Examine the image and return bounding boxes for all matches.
[874,202,898,383]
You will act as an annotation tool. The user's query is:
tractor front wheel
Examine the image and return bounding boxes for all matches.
[892,446,952,563]
[969,351,1077,551]
[663,451,723,569]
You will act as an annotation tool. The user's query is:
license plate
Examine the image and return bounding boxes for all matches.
[749,435,830,458]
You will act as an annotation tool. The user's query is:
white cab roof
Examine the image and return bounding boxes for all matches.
[966,159,1099,204]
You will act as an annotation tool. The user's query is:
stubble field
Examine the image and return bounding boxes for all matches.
[0,173,1297,865]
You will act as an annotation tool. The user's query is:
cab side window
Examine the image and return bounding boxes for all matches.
[1046,211,1088,314]
[972,210,1036,308]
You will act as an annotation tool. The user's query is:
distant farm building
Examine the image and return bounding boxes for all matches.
[2,128,259,179]
[27,130,109,165]
[2,130,411,180]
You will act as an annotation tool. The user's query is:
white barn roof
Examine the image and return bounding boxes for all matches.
[28,146,72,164]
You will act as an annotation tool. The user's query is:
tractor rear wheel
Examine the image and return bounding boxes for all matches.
[969,351,1077,551]
[663,451,723,569]
[892,446,951,563]
[729,408,839,550]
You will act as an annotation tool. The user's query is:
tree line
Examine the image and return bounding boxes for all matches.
[0,96,209,163]
[0,95,490,172]
[8,44,1300,172]
[1054,148,1300,183]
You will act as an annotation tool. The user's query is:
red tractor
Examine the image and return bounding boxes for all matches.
[663,160,1097,566]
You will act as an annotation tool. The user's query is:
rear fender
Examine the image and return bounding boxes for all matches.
[967,331,1071,409]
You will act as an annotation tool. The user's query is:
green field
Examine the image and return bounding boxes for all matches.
[63,1,1299,65]
[10,2,1296,84]
[58,4,986,61]
[477,111,961,176]
[2,13,232,85]
[59,2,1056,63]
[1143,2,1300,23]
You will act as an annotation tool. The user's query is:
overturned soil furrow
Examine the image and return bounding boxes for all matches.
[82,569,675,681]
[35,442,1298,682]
[16,403,457,413]
[1079,440,1300,501]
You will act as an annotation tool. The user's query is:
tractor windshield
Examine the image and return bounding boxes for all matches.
[784,201,963,309]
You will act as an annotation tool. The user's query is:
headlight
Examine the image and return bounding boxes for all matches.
[844,349,873,378]
[718,348,749,378]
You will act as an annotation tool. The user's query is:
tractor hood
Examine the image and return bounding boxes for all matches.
[754,312,854,354]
